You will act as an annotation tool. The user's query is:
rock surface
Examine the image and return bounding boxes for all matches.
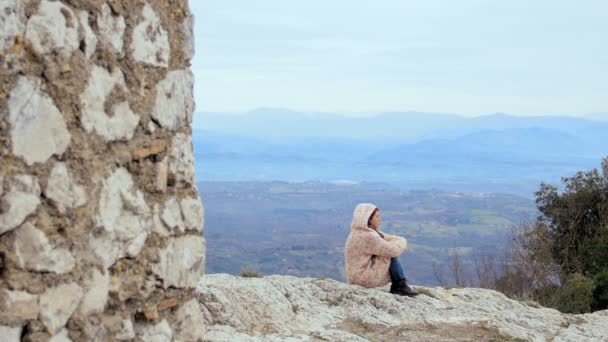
[13,222,75,274]
[131,3,170,67]
[153,235,206,289]
[7,76,71,165]
[197,274,608,342]
[39,283,83,335]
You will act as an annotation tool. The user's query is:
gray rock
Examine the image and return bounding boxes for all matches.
[39,283,84,335]
[152,70,194,130]
[49,328,73,342]
[173,299,207,341]
[138,319,173,342]
[115,319,135,341]
[0,289,39,323]
[25,0,79,56]
[131,3,169,67]
[0,191,40,235]
[181,7,194,61]
[7,76,71,165]
[80,65,139,142]
[14,222,75,274]
[0,325,22,342]
[169,133,195,186]
[45,162,87,213]
[0,0,25,52]
[181,196,204,233]
[161,197,185,234]
[97,3,125,55]
[197,274,608,342]
[153,235,205,289]
[77,10,97,59]
[76,268,109,316]
[90,167,151,268]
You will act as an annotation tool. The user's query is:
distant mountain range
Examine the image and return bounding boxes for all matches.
[193,108,608,141]
[192,109,608,196]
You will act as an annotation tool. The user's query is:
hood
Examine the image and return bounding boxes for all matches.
[351,203,377,230]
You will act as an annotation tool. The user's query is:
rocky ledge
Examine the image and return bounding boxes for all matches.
[196,274,608,342]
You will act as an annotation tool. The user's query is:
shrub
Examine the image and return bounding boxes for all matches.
[591,269,608,311]
[550,273,595,314]
[240,268,263,278]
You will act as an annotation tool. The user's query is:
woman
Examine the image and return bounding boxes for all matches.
[344,203,419,296]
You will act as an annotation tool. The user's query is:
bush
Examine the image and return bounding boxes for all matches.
[592,269,608,311]
[240,268,263,277]
[550,273,595,314]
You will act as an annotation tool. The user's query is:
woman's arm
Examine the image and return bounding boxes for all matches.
[362,232,407,257]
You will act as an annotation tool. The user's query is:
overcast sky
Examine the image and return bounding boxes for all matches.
[189,0,607,117]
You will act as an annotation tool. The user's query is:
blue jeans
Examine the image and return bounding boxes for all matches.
[389,257,406,282]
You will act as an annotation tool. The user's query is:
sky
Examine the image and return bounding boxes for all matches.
[189,0,608,117]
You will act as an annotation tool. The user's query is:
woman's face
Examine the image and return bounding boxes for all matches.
[369,209,381,229]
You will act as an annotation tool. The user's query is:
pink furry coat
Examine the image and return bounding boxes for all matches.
[344,203,407,288]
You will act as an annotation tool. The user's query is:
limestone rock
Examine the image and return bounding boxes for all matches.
[181,8,195,61]
[97,3,125,55]
[138,319,173,342]
[173,299,207,342]
[49,328,72,342]
[0,289,39,323]
[0,0,25,52]
[25,0,79,56]
[169,133,195,186]
[161,197,185,234]
[7,76,71,165]
[14,222,75,274]
[152,204,170,237]
[0,325,22,342]
[90,167,151,268]
[39,283,84,335]
[0,174,3,197]
[77,10,97,59]
[197,274,608,342]
[80,65,139,142]
[0,174,41,235]
[131,3,169,67]
[0,191,39,235]
[152,70,194,130]
[153,235,205,289]
[113,318,135,340]
[77,268,109,316]
[181,196,204,233]
[45,162,87,213]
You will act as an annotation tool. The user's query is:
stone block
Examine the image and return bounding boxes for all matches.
[181,196,204,233]
[14,222,75,274]
[152,70,194,130]
[161,197,185,234]
[169,133,195,186]
[173,299,207,341]
[97,3,125,55]
[138,319,173,342]
[7,76,71,165]
[0,0,25,53]
[39,283,83,335]
[25,0,79,56]
[0,325,22,342]
[80,65,139,142]
[90,167,151,268]
[131,3,169,67]
[152,235,205,289]
[0,289,39,323]
[77,268,109,316]
[45,162,87,213]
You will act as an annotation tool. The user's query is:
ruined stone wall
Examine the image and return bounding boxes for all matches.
[0,0,206,340]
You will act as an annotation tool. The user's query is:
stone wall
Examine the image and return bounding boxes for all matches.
[0,0,205,341]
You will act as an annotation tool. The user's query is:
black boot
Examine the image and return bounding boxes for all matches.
[390,279,419,297]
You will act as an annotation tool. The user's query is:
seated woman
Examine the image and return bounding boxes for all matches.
[344,203,419,296]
